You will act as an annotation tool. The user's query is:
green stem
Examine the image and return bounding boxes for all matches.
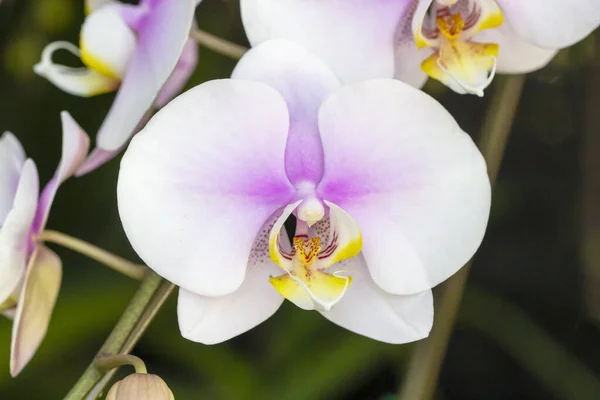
[398,74,526,400]
[37,230,148,280]
[190,28,247,60]
[65,272,163,400]
[84,281,176,400]
[95,354,147,375]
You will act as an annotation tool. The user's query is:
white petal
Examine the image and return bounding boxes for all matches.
[322,254,433,344]
[80,3,136,79]
[475,24,558,74]
[118,80,295,296]
[178,269,283,344]
[241,0,412,83]
[498,0,600,49]
[178,215,285,344]
[0,160,39,305]
[0,132,26,225]
[33,41,120,97]
[96,0,196,151]
[317,79,491,295]
[10,246,61,376]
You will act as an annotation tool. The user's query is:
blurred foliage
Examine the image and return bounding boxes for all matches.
[0,0,600,399]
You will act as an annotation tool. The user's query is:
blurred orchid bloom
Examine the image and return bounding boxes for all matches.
[241,0,600,96]
[0,112,90,376]
[117,40,491,344]
[34,0,198,174]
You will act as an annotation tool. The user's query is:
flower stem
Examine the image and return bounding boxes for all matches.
[65,272,163,400]
[95,354,147,375]
[398,74,526,400]
[190,28,247,60]
[84,281,176,400]
[37,230,148,280]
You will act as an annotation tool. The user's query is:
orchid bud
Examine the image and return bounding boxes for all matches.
[106,374,174,400]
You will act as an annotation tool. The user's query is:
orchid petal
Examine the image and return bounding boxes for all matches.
[80,4,136,80]
[96,0,196,151]
[241,0,413,83]
[33,112,90,233]
[118,80,295,296]
[394,39,431,88]
[33,42,120,97]
[497,0,600,49]
[154,38,199,108]
[0,132,26,224]
[475,24,558,74]
[321,254,433,344]
[0,160,39,305]
[75,147,120,177]
[233,39,340,185]
[318,79,490,295]
[10,245,61,376]
[318,201,362,268]
[178,214,285,344]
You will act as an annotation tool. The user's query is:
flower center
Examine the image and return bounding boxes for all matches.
[270,233,352,312]
[268,201,362,312]
[416,0,503,96]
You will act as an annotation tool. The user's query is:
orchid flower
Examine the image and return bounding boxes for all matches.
[0,112,90,376]
[117,40,491,344]
[34,0,198,174]
[241,0,600,96]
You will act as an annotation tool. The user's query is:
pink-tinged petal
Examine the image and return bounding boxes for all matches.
[75,147,120,177]
[96,0,196,151]
[77,109,152,176]
[241,0,413,83]
[118,80,295,296]
[33,112,90,233]
[10,245,61,376]
[475,24,558,74]
[0,132,26,224]
[154,38,199,108]
[322,254,433,344]
[394,2,431,88]
[0,160,39,305]
[498,0,600,49]
[317,79,490,295]
[178,214,285,344]
[233,40,340,185]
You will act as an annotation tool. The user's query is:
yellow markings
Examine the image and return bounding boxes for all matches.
[80,41,121,80]
[476,6,504,33]
[437,14,465,40]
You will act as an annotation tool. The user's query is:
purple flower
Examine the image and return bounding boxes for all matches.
[34,0,198,174]
[241,0,600,95]
[117,40,491,344]
[0,112,90,376]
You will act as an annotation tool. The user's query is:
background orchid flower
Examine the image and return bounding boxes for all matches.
[241,0,600,96]
[118,40,491,344]
[34,0,198,174]
[0,112,90,376]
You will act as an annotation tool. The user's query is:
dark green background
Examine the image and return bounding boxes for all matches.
[1,1,600,399]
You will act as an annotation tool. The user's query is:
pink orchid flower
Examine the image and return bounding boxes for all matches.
[0,112,89,376]
[117,40,491,344]
[34,0,198,174]
[241,0,600,96]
